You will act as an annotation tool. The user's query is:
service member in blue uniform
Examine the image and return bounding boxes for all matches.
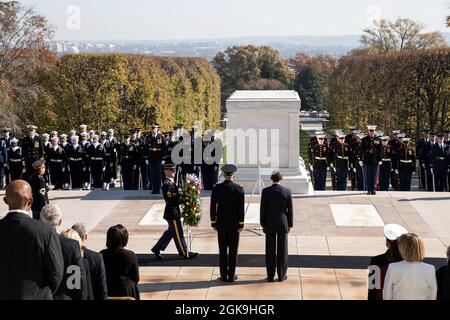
[151,164,198,260]
[332,132,351,191]
[47,137,66,190]
[87,135,106,190]
[379,136,394,191]
[146,124,165,194]
[66,136,85,190]
[80,132,92,190]
[416,129,430,190]
[20,125,44,182]
[360,125,382,195]
[310,134,328,190]
[210,164,245,282]
[118,134,136,190]
[395,137,415,191]
[7,138,24,182]
[1,128,13,185]
[429,134,449,192]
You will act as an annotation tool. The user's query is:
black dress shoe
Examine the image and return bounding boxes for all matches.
[279,276,288,282]
[228,275,238,282]
[371,191,376,195]
[184,252,198,259]
[367,191,371,195]
[219,276,228,282]
[151,248,163,260]
[266,277,274,282]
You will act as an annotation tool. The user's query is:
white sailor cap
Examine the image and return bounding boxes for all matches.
[42,133,50,138]
[27,125,38,130]
[88,130,95,134]
[100,131,107,136]
[80,124,87,129]
[337,132,346,139]
[383,224,408,241]
[60,134,68,138]
[335,129,344,136]
[367,125,377,131]
[107,128,114,133]
[80,132,89,137]
[402,137,411,142]
[71,135,79,141]
[397,133,406,138]
[315,130,324,135]
[11,138,18,143]
[51,131,58,135]
[70,130,76,135]
[316,134,326,139]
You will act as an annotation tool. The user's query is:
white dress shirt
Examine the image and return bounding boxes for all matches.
[383,260,437,300]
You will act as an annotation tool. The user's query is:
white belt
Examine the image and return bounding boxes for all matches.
[91,157,103,160]
[400,160,412,163]
[50,159,63,163]
[435,157,445,160]
[315,157,327,160]
[337,156,348,160]
[69,158,82,161]
[382,159,391,162]
[10,159,23,163]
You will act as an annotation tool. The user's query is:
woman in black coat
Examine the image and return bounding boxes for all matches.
[101,225,140,300]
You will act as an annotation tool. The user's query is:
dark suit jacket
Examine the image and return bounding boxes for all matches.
[0,211,64,300]
[436,264,450,301]
[54,236,87,300]
[367,249,403,300]
[101,248,140,300]
[210,180,245,231]
[83,247,108,300]
[260,183,293,234]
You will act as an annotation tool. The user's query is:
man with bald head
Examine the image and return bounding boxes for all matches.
[0,180,64,300]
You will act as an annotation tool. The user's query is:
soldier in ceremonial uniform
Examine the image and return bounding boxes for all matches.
[0,138,6,188]
[7,138,24,182]
[100,132,112,190]
[416,129,430,190]
[332,132,351,191]
[429,134,449,192]
[47,137,65,190]
[388,131,403,191]
[310,134,328,190]
[1,128,13,185]
[80,133,91,190]
[328,132,339,190]
[379,136,395,191]
[395,137,415,191]
[79,124,88,135]
[350,134,365,191]
[360,125,382,195]
[146,124,165,194]
[66,136,85,190]
[21,125,44,182]
[29,160,51,220]
[107,129,119,187]
[131,128,146,190]
[59,134,71,190]
[345,126,358,145]
[87,135,106,190]
[419,132,436,191]
[118,134,136,190]
[210,164,245,282]
[151,164,198,260]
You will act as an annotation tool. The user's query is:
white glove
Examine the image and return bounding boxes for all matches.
[145,160,149,165]
[359,161,363,167]
[378,162,382,165]
[395,170,399,174]
[330,163,334,169]
[133,165,137,170]
[103,167,106,172]
[309,165,313,172]
[83,167,86,172]
[62,167,65,173]
[353,168,356,173]
[22,168,26,174]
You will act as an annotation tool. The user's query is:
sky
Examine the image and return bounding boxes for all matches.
[19,0,450,41]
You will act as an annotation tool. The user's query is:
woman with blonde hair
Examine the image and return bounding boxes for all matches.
[383,233,437,300]
[60,229,83,255]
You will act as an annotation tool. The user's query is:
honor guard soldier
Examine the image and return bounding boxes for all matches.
[147,124,165,194]
[59,134,71,190]
[395,137,415,191]
[29,160,51,220]
[345,126,358,145]
[42,133,51,153]
[66,136,85,190]
[47,137,66,190]
[379,136,394,191]
[118,134,136,190]
[21,125,44,182]
[100,132,112,190]
[310,134,328,190]
[210,164,245,282]
[1,128,13,185]
[7,138,24,182]
[420,132,436,191]
[360,125,382,195]
[429,134,449,192]
[151,163,198,260]
[328,132,339,190]
[107,129,119,187]
[87,135,106,190]
[80,133,91,190]
[332,132,351,190]
[350,134,365,191]
[79,124,88,135]
[131,128,146,190]
[416,129,430,190]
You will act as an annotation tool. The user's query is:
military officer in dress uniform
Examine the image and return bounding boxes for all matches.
[147,124,165,194]
[131,128,146,190]
[379,136,395,191]
[416,129,430,190]
[1,128,13,185]
[59,134,71,190]
[80,132,91,190]
[0,138,6,188]
[429,134,449,192]
[107,129,119,188]
[360,125,382,195]
[151,164,198,260]
[100,132,112,190]
[328,132,339,190]
[395,137,415,191]
[21,125,44,182]
[66,136,85,190]
[332,132,351,191]
[47,137,65,190]
[210,164,245,282]
[118,134,136,190]
[420,132,436,191]
[29,159,51,220]
[87,135,106,190]
[310,134,328,190]
[351,133,365,191]
[7,138,24,182]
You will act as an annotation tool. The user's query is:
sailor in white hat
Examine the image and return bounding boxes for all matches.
[368,223,408,300]
[7,138,25,182]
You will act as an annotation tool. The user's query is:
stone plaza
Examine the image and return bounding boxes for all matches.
[1,189,448,300]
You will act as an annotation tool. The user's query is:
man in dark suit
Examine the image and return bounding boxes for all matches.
[72,223,108,300]
[210,164,245,282]
[260,171,293,282]
[151,164,198,260]
[0,180,64,300]
[367,224,407,300]
[40,204,87,300]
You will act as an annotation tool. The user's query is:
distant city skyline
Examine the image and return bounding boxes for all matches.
[19,0,449,41]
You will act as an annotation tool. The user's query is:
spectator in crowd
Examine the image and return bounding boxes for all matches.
[40,204,87,300]
[260,170,293,282]
[101,224,140,300]
[367,224,407,300]
[30,160,50,220]
[72,222,108,300]
[436,246,450,300]
[0,180,64,300]
[383,233,437,300]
